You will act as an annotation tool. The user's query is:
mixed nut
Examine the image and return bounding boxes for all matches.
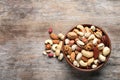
[63,25,111,69]
[43,28,64,61]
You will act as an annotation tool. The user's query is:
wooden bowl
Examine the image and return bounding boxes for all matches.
[62,24,111,72]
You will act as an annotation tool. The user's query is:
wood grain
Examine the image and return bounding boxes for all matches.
[0,0,120,80]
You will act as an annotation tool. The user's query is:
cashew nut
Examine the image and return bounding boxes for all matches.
[76,53,82,61]
[103,47,110,56]
[79,60,87,67]
[52,44,58,51]
[91,26,95,31]
[81,50,93,58]
[87,58,94,66]
[65,39,70,45]
[58,33,64,40]
[92,64,97,69]
[71,44,77,51]
[99,54,106,62]
[94,59,100,65]
[58,53,64,61]
[55,49,60,57]
[93,38,98,45]
[45,39,53,45]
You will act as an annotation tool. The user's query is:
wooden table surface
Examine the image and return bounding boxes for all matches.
[0,0,120,80]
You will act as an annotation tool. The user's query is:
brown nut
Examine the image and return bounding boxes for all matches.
[67,32,78,39]
[101,35,109,46]
[81,56,88,62]
[45,44,51,50]
[69,40,75,46]
[50,33,59,40]
[93,47,100,59]
[53,40,59,44]
[81,37,88,43]
[68,47,72,55]
[76,46,82,52]
[70,52,75,62]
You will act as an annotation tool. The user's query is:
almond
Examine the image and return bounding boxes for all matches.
[70,52,75,62]
[69,40,75,46]
[81,56,88,62]
[50,33,59,40]
[53,40,59,44]
[93,47,99,59]
[76,46,82,52]
[45,44,51,50]
[48,28,53,34]
[101,35,109,46]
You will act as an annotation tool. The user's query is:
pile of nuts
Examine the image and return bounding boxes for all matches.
[63,25,111,69]
[43,28,64,61]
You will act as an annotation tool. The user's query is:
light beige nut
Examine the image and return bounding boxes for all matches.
[67,55,70,58]
[81,50,93,58]
[87,58,94,66]
[85,32,91,38]
[92,64,97,69]
[73,29,79,33]
[58,53,64,61]
[76,25,84,30]
[58,33,64,40]
[70,52,75,62]
[91,26,96,31]
[50,33,59,40]
[73,60,78,67]
[52,44,58,51]
[103,47,110,56]
[94,59,100,65]
[71,44,77,51]
[67,32,78,39]
[93,38,98,45]
[45,39,53,45]
[76,52,82,61]
[79,60,87,67]
[76,25,85,32]
[77,32,84,36]
[55,49,60,56]
[46,50,51,53]
[65,39,70,45]
[76,40,85,46]
[53,40,59,44]
[42,51,47,55]
[95,31,102,38]
[58,41,62,50]
[88,34,95,40]
[98,54,106,62]
[97,43,105,50]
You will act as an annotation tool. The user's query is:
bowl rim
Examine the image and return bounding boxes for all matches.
[62,24,111,72]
